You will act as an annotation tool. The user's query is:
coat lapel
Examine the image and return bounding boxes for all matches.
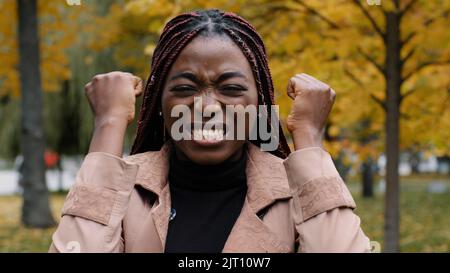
[132,143,172,252]
[222,199,291,253]
[222,143,292,253]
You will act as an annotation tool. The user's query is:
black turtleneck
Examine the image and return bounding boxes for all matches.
[164,148,248,253]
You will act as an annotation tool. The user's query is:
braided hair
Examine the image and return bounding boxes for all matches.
[131,9,291,159]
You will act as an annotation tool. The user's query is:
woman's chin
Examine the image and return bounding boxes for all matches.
[175,140,244,165]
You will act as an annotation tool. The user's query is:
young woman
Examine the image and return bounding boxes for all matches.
[50,9,370,253]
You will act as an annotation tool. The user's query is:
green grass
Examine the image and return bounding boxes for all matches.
[0,176,449,252]
[0,194,65,252]
[351,178,450,252]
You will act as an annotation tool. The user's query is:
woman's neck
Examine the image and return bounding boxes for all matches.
[168,145,247,192]
[172,144,245,164]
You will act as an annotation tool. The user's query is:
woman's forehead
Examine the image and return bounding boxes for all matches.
[169,35,252,75]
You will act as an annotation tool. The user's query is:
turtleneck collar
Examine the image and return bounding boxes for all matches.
[168,146,248,192]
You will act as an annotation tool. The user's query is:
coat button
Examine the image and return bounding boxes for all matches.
[169,208,176,221]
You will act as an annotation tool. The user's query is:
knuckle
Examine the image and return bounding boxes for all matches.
[330,88,336,94]
[107,71,121,78]
[92,74,103,83]
[107,71,118,78]
[113,71,131,80]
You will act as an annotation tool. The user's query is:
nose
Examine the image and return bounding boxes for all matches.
[194,90,222,115]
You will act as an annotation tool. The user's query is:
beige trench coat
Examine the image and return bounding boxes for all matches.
[49,142,370,253]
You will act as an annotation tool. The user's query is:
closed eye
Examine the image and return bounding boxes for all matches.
[220,85,248,92]
[170,85,197,92]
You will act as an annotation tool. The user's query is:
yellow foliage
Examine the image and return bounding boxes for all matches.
[0,0,86,96]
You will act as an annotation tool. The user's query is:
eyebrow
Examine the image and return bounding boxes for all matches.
[169,71,247,83]
[169,71,199,83]
[215,71,247,83]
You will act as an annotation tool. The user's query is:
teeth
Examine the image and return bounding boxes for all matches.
[193,128,224,141]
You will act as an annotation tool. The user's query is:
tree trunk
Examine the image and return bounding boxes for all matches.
[383,11,401,253]
[410,151,420,174]
[58,80,81,155]
[362,157,374,198]
[18,0,55,227]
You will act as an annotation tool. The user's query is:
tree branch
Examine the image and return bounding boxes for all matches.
[400,7,448,48]
[392,0,400,12]
[344,66,364,87]
[401,31,416,47]
[370,93,386,111]
[399,88,417,104]
[424,8,450,27]
[401,47,416,67]
[403,60,450,82]
[357,47,385,75]
[399,0,419,18]
[293,0,340,29]
[344,65,386,110]
[352,0,386,41]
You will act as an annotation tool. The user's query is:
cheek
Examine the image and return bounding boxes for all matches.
[228,89,259,137]
[246,88,259,132]
[161,89,169,112]
[247,87,259,107]
[161,92,176,128]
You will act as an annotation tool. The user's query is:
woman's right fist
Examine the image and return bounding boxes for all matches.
[85,72,143,125]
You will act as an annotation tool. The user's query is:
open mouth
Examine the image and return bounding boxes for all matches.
[190,123,228,143]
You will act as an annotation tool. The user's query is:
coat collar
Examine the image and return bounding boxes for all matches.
[128,141,291,211]
[124,141,292,252]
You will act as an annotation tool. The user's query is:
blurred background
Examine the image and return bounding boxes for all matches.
[0,0,449,252]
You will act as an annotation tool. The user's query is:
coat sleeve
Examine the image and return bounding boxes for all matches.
[283,147,371,253]
[49,152,139,253]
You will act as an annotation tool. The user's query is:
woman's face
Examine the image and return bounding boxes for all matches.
[161,35,258,165]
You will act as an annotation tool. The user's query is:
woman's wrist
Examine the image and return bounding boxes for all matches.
[94,115,129,129]
[291,127,323,151]
[89,116,128,157]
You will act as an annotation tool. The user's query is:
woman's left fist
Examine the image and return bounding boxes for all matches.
[286,73,336,149]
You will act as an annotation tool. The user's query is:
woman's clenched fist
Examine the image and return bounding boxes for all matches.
[286,73,336,150]
[85,71,143,157]
[85,71,143,126]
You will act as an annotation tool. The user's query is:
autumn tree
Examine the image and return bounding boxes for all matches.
[17,0,54,227]
[0,0,91,226]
